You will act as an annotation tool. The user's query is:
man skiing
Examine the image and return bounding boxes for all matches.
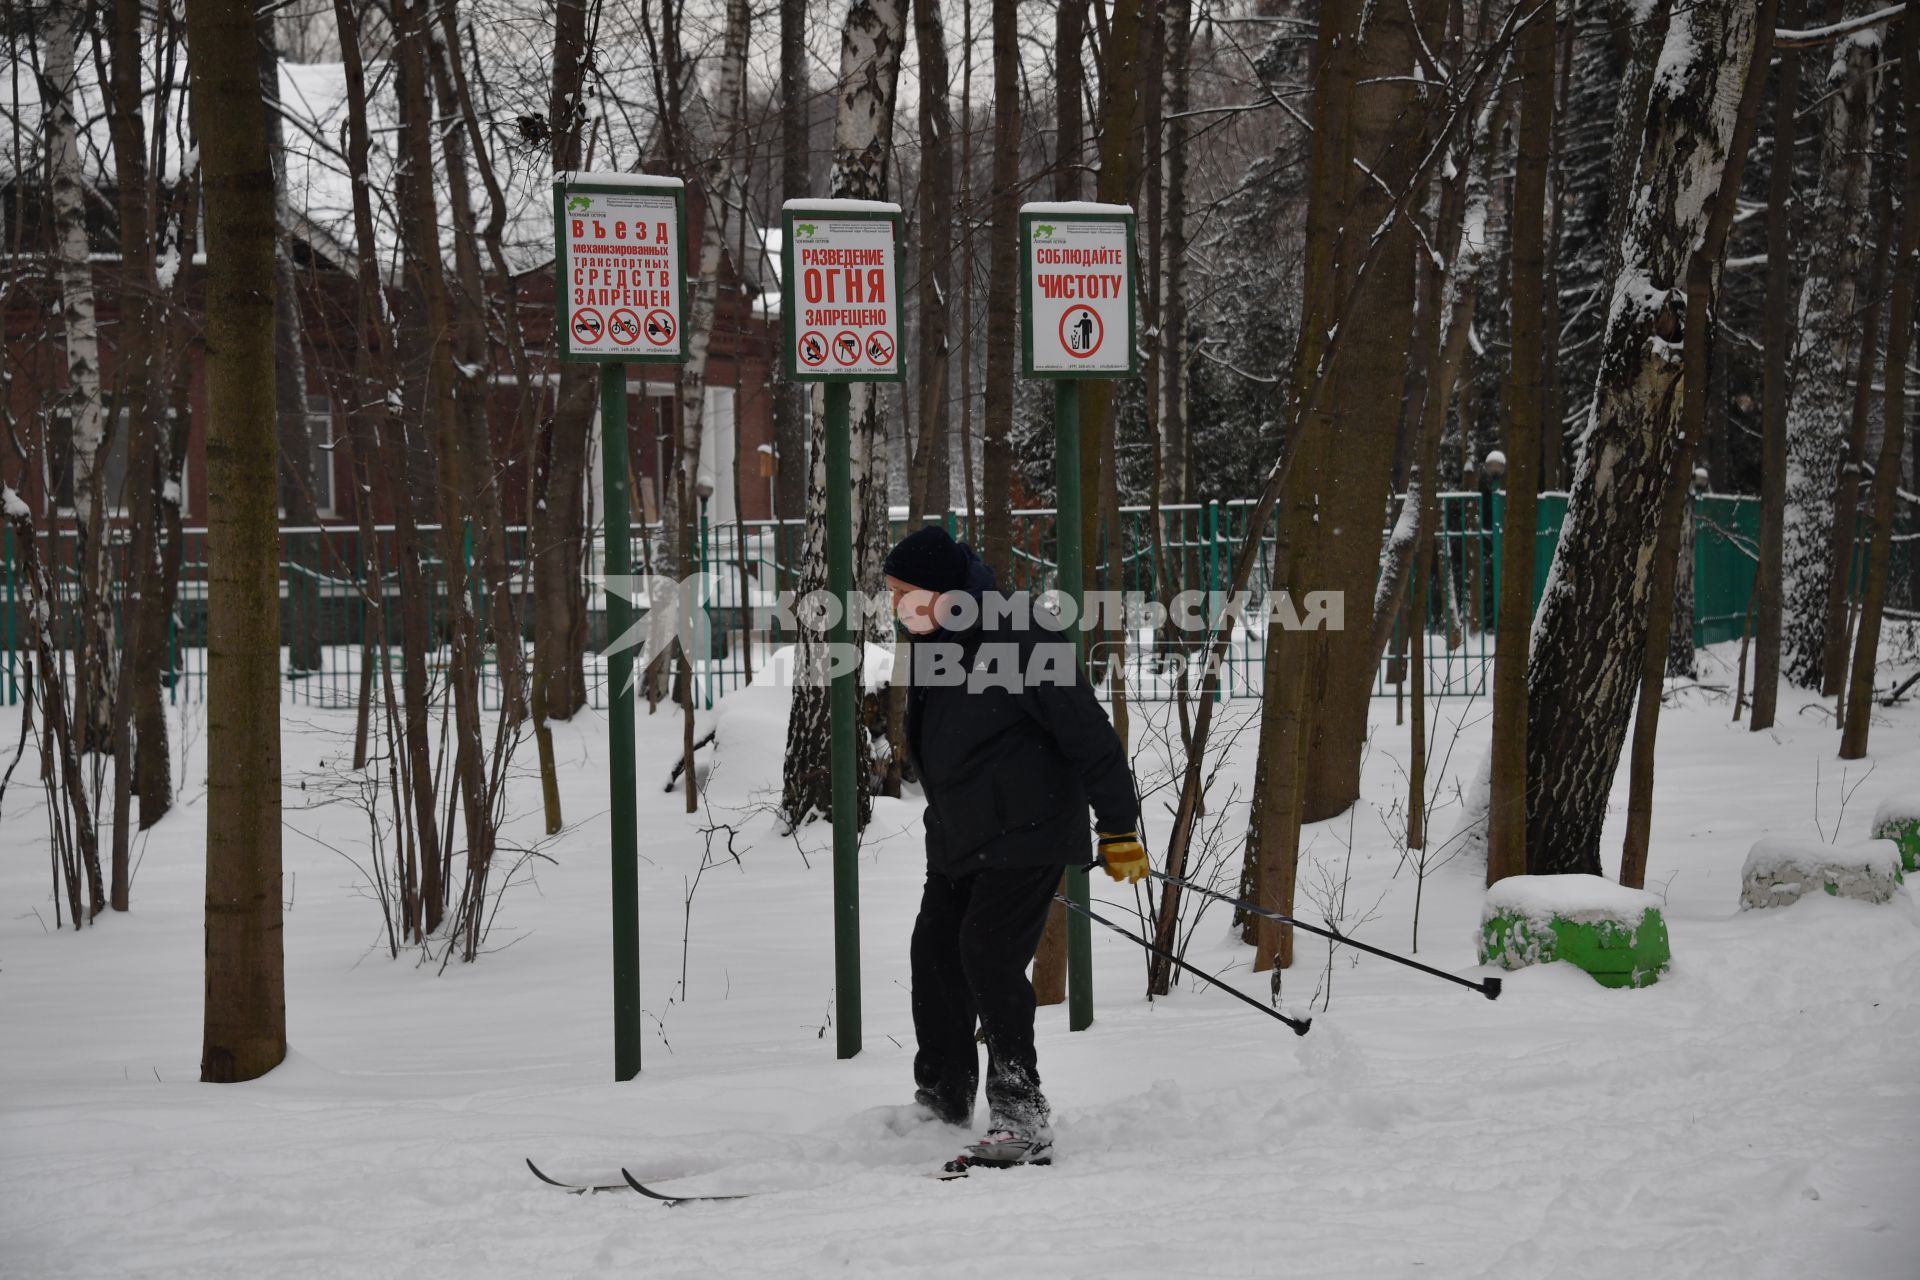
[882,525,1148,1171]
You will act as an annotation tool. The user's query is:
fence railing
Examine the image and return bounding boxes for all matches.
[2,491,1906,713]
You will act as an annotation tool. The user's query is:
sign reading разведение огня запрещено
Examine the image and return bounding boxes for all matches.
[554,173,688,364]
[781,199,903,383]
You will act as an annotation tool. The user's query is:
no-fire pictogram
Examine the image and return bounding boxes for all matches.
[832,330,863,366]
[799,330,830,367]
[865,331,896,366]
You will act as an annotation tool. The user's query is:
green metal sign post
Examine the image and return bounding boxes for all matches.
[1020,201,1140,1034]
[554,172,689,1081]
[781,198,905,1060]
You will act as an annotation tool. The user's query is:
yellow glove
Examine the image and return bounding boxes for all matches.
[1097,831,1149,884]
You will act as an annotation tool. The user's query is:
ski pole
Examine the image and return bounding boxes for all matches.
[1140,867,1502,1001]
[1055,893,1312,1036]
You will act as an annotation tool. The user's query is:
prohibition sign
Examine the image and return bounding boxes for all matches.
[798,330,830,367]
[831,329,863,367]
[608,308,643,345]
[1059,305,1103,359]
[644,309,677,346]
[572,307,606,345]
[865,331,896,366]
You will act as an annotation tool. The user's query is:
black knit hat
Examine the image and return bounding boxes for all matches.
[884,525,970,593]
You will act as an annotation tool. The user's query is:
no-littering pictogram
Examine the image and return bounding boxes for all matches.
[1059,305,1102,359]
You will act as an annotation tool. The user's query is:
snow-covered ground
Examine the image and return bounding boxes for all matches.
[4,643,1918,1279]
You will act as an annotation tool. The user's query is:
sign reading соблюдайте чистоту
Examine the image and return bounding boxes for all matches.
[1020,203,1138,379]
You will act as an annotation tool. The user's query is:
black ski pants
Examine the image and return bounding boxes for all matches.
[910,862,1061,1132]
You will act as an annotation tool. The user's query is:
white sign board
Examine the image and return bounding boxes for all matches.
[1020,204,1137,378]
[782,200,903,382]
[555,174,687,363]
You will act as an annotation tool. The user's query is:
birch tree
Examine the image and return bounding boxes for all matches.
[1840,9,1918,760]
[42,2,112,750]
[1522,0,1761,875]
[780,0,904,829]
[1782,0,1884,691]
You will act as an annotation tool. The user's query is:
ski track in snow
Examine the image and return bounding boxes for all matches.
[2,643,1917,1278]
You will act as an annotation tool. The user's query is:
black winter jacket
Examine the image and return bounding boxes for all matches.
[903,549,1138,877]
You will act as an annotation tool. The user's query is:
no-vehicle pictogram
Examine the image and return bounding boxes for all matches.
[609,309,643,344]
[571,308,606,345]
[645,309,677,346]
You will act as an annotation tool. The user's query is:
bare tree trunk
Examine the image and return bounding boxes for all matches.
[428,18,527,727]
[1029,0,1088,1011]
[258,11,322,674]
[191,0,286,1084]
[1488,0,1554,886]
[105,0,172,832]
[1238,2,1360,976]
[335,0,441,934]
[1539,9,1578,492]
[43,3,112,752]
[1826,139,1896,707]
[978,0,1019,582]
[1158,0,1190,506]
[1619,3,1773,889]
[1785,3,1883,692]
[780,0,904,828]
[395,0,496,946]
[1295,0,1446,824]
[775,0,811,523]
[1371,73,1509,667]
[532,0,595,722]
[907,0,955,519]
[1839,9,1918,760]
[1752,0,1806,730]
[1522,0,1760,876]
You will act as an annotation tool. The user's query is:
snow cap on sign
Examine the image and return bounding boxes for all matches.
[783,198,903,215]
[1019,201,1135,217]
[558,172,686,191]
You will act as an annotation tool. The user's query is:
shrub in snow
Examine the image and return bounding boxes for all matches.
[1478,874,1671,989]
[1870,798,1920,874]
[1740,837,1905,910]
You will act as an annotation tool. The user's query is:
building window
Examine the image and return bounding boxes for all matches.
[280,394,336,519]
[50,405,131,517]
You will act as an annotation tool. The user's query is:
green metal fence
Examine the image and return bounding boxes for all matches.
[3,491,1908,713]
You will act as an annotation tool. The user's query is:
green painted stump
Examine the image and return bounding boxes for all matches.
[1479,874,1671,990]
[1741,837,1905,908]
[1871,800,1920,874]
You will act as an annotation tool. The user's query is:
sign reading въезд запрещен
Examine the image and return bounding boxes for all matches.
[1020,203,1137,378]
[781,200,903,382]
[555,173,688,363]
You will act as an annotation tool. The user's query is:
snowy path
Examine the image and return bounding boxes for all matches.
[3,653,1918,1278]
